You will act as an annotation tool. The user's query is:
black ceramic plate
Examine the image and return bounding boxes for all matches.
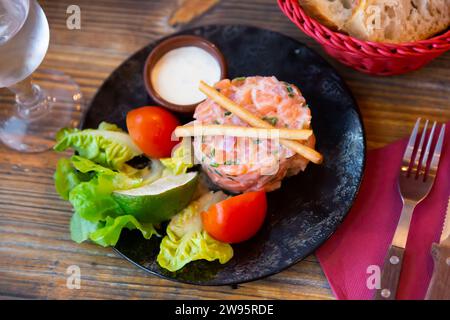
[83,25,366,285]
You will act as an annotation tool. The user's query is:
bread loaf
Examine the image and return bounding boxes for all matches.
[299,0,450,43]
[299,0,359,29]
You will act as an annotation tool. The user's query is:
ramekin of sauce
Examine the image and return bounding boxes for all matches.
[144,35,227,113]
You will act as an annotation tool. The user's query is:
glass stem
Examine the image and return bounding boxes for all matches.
[7,75,50,120]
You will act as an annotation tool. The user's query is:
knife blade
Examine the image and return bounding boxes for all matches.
[425,197,450,300]
[439,197,450,244]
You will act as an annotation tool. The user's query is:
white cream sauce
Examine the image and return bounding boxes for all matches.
[151,46,221,105]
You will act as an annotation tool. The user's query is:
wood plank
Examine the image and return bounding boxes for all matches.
[169,0,220,26]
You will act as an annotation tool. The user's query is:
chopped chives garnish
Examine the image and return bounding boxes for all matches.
[262,116,278,126]
[233,77,246,82]
[224,111,232,116]
[286,84,295,97]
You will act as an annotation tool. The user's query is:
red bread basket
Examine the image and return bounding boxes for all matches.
[278,0,450,75]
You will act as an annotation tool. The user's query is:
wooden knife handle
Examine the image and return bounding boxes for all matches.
[425,242,450,300]
[375,245,405,300]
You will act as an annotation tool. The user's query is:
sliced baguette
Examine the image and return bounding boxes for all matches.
[299,0,359,29]
[343,0,450,43]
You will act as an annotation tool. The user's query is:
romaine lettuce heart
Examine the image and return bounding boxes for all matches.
[54,122,142,170]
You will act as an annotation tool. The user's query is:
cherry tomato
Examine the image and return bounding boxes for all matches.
[202,191,267,243]
[126,106,179,158]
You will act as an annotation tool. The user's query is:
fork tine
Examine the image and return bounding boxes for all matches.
[419,121,436,179]
[428,124,446,174]
[411,119,428,176]
[402,118,420,173]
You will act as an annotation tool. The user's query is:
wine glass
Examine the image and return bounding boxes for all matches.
[0,0,84,152]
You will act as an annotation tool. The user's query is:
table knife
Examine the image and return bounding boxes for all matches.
[425,197,450,300]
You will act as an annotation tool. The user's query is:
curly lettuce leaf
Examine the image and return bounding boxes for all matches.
[54,155,143,216]
[70,211,102,243]
[160,142,193,175]
[70,155,116,175]
[69,176,124,222]
[54,122,142,170]
[54,158,90,200]
[66,156,158,246]
[70,212,158,247]
[54,156,142,222]
[68,157,142,222]
[157,192,232,272]
[89,215,158,247]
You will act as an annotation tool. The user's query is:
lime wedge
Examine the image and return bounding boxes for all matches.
[112,172,198,223]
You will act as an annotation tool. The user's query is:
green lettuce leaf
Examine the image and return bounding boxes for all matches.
[54,158,90,200]
[160,142,193,175]
[54,122,142,170]
[69,176,124,222]
[70,154,116,175]
[68,156,142,222]
[157,192,233,272]
[65,156,158,246]
[89,215,158,247]
[70,211,102,243]
[54,122,207,250]
[70,212,158,247]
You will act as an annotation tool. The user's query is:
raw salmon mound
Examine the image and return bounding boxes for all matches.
[193,76,315,193]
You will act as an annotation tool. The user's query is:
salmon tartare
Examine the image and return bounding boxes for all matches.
[193,76,315,192]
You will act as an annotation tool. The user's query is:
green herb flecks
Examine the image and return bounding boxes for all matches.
[224,111,232,116]
[286,84,295,98]
[233,77,246,82]
[262,116,278,126]
[224,160,237,165]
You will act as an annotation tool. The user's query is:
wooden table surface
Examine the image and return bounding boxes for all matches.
[0,0,449,300]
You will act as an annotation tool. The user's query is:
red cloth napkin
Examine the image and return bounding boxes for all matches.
[316,122,450,300]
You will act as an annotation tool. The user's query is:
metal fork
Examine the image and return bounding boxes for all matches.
[375,118,446,300]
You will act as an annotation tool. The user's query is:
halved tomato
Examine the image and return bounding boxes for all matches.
[126,106,179,158]
[201,191,267,243]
